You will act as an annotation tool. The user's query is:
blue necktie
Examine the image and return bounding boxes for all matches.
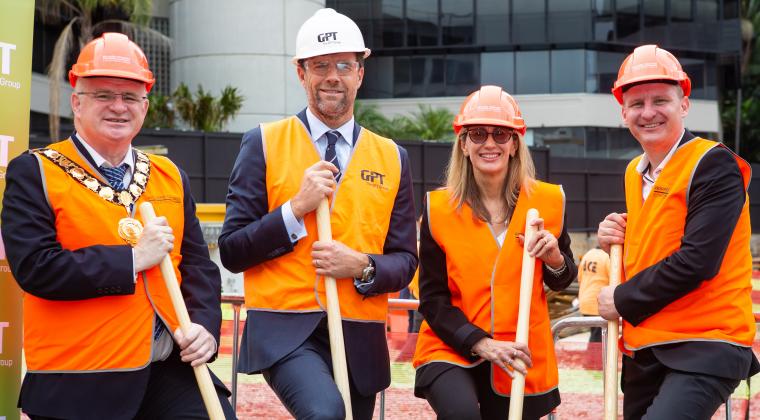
[325,131,342,182]
[100,163,128,190]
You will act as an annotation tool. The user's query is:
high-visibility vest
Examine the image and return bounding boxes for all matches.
[24,138,186,372]
[578,248,610,316]
[244,116,401,322]
[413,182,565,396]
[622,138,755,351]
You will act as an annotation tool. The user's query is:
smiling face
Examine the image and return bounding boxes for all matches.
[460,125,517,181]
[297,52,363,128]
[71,77,148,151]
[621,82,689,154]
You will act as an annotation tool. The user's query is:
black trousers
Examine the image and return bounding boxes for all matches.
[28,347,236,420]
[418,362,559,420]
[262,321,376,420]
[622,349,740,420]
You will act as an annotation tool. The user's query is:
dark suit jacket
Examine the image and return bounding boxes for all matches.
[1,135,224,419]
[218,110,418,396]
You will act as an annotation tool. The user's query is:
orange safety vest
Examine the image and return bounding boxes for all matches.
[578,248,610,316]
[24,138,186,372]
[244,117,401,322]
[413,182,565,396]
[622,138,755,351]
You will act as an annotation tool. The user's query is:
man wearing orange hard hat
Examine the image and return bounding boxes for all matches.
[219,8,417,419]
[597,44,759,419]
[1,32,235,419]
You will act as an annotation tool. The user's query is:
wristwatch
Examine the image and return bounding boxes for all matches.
[356,255,376,284]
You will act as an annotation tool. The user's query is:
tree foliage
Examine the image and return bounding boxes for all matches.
[722,0,760,159]
[354,102,455,142]
[144,83,244,132]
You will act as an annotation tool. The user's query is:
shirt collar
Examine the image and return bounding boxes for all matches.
[74,132,134,170]
[305,107,354,146]
[635,129,685,177]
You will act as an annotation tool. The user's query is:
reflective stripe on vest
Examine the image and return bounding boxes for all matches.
[24,138,185,372]
[413,182,565,396]
[244,116,401,322]
[622,138,755,351]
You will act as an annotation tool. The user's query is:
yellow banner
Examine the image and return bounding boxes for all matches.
[0,1,33,419]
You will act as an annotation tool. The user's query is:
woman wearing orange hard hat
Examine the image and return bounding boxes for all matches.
[412,85,577,419]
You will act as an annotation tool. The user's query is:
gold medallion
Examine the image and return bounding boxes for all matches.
[83,177,99,191]
[129,184,143,197]
[118,190,133,206]
[136,152,149,162]
[136,161,149,173]
[69,167,86,180]
[133,172,147,186]
[99,186,114,200]
[118,217,144,246]
[43,149,60,159]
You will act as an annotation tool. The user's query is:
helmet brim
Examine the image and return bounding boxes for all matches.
[292,48,371,64]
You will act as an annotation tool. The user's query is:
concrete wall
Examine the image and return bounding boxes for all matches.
[170,0,325,133]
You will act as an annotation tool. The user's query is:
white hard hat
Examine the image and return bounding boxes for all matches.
[293,8,371,64]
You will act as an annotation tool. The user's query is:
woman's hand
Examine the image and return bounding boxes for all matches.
[518,218,564,269]
[471,337,532,377]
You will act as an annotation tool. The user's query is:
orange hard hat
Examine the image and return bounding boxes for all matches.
[69,32,155,92]
[453,85,526,136]
[611,44,691,104]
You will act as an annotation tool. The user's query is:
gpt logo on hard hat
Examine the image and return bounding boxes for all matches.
[317,32,338,43]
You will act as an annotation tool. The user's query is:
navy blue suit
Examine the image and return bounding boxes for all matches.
[219,110,418,418]
[1,136,234,419]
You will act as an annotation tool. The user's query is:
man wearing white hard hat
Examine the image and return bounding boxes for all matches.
[219,8,417,419]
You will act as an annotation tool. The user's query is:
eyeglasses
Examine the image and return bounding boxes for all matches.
[465,127,515,144]
[305,60,360,76]
[76,91,147,105]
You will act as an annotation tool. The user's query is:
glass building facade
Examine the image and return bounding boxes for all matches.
[329,0,740,158]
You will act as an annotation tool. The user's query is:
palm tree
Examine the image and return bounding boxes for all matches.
[172,83,244,132]
[36,0,167,140]
[404,105,455,142]
[740,0,760,76]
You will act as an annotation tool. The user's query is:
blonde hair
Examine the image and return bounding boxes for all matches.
[445,128,536,223]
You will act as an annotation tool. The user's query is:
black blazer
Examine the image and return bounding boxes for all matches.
[218,110,418,396]
[1,135,224,419]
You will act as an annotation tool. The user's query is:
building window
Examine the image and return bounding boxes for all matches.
[548,0,591,43]
[476,0,510,45]
[407,0,438,46]
[441,0,474,45]
[512,0,546,44]
[446,54,478,95]
[672,0,694,22]
[696,0,719,21]
[481,52,515,93]
[551,49,585,93]
[359,56,394,99]
[377,0,405,48]
[410,55,445,97]
[616,0,640,42]
[516,51,550,94]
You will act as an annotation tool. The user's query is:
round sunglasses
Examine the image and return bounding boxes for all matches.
[464,127,516,144]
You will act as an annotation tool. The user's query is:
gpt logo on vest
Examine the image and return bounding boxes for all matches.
[361,169,389,191]
[0,41,21,90]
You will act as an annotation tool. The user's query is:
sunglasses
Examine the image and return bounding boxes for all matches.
[465,127,515,144]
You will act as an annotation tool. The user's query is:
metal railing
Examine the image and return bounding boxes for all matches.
[220,300,744,419]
